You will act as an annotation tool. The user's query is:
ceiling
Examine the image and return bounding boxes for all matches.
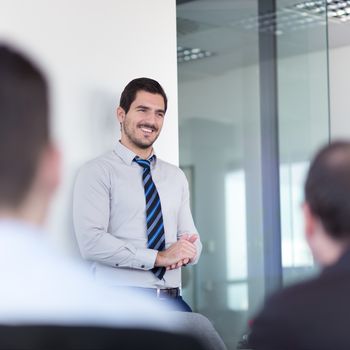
[177,0,350,81]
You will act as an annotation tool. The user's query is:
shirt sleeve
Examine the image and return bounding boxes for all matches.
[73,161,157,270]
[177,170,202,265]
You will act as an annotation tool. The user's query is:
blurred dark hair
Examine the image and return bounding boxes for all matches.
[305,141,350,240]
[0,45,49,207]
[119,77,167,114]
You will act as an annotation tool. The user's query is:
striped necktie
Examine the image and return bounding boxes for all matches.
[134,156,166,280]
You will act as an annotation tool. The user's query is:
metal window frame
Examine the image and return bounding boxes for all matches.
[258,0,283,296]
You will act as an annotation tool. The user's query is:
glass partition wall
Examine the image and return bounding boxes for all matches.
[177,1,329,349]
[277,0,330,286]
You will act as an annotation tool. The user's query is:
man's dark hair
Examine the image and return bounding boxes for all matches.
[119,77,167,114]
[305,141,350,240]
[0,45,49,208]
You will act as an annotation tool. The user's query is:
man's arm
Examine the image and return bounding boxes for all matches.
[166,170,202,271]
[177,170,202,265]
[73,161,157,271]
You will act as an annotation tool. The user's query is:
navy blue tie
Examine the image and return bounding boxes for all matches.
[134,156,166,280]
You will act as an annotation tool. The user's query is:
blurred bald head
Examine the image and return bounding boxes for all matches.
[305,141,350,241]
[0,44,59,224]
[0,45,49,208]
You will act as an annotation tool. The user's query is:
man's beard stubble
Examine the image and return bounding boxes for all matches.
[122,121,158,149]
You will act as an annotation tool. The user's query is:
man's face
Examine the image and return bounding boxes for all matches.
[118,90,165,150]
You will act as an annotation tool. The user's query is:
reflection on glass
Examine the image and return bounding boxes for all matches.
[227,283,248,311]
[225,170,248,312]
[277,0,329,286]
[177,0,329,348]
[280,161,312,268]
[177,2,262,348]
[225,170,247,281]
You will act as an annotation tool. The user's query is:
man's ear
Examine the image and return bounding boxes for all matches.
[303,202,315,243]
[117,106,126,124]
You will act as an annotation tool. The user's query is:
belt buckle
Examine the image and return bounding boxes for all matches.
[156,288,168,300]
[156,288,179,299]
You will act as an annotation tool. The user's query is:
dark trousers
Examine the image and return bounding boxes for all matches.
[128,287,192,312]
[165,296,192,312]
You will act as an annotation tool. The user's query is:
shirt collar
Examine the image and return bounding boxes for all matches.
[115,141,157,167]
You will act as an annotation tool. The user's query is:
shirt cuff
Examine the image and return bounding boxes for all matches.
[132,248,158,270]
[188,238,202,265]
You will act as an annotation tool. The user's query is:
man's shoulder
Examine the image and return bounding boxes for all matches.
[253,272,340,335]
[251,269,350,349]
[85,150,118,167]
[156,158,187,178]
[250,278,320,349]
[270,267,350,308]
[156,157,178,170]
[78,151,119,176]
[265,275,321,312]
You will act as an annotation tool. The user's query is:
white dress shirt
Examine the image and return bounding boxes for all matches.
[73,141,202,288]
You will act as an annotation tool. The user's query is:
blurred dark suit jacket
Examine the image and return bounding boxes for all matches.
[250,249,350,350]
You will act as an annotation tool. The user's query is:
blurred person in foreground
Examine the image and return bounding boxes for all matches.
[0,43,179,330]
[250,141,350,350]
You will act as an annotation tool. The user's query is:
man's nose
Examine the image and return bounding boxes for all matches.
[145,111,158,123]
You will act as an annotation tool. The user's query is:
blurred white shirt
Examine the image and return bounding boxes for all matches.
[0,219,177,329]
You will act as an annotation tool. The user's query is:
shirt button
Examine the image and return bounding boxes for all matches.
[141,265,145,268]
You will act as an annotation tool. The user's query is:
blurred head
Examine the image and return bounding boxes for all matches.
[117,78,167,156]
[304,141,350,264]
[0,44,60,224]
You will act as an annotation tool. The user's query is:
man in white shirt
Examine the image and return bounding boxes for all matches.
[74,78,202,311]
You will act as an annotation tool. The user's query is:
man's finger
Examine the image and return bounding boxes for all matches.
[188,234,198,243]
[183,257,190,265]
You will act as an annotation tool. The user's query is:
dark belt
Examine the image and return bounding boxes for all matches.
[134,287,181,299]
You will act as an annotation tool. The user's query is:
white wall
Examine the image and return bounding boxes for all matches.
[329,45,350,139]
[0,0,178,253]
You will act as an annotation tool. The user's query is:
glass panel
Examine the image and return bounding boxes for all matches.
[227,283,248,311]
[177,2,264,349]
[276,0,330,286]
[280,162,311,267]
[225,170,247,282]
[177,1,330,349]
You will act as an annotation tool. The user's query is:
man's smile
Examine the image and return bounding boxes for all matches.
[138,124,158,135]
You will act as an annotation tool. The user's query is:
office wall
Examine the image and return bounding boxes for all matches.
[179,66,262,302]
[329,45,350,139]
[0,0,178,252]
